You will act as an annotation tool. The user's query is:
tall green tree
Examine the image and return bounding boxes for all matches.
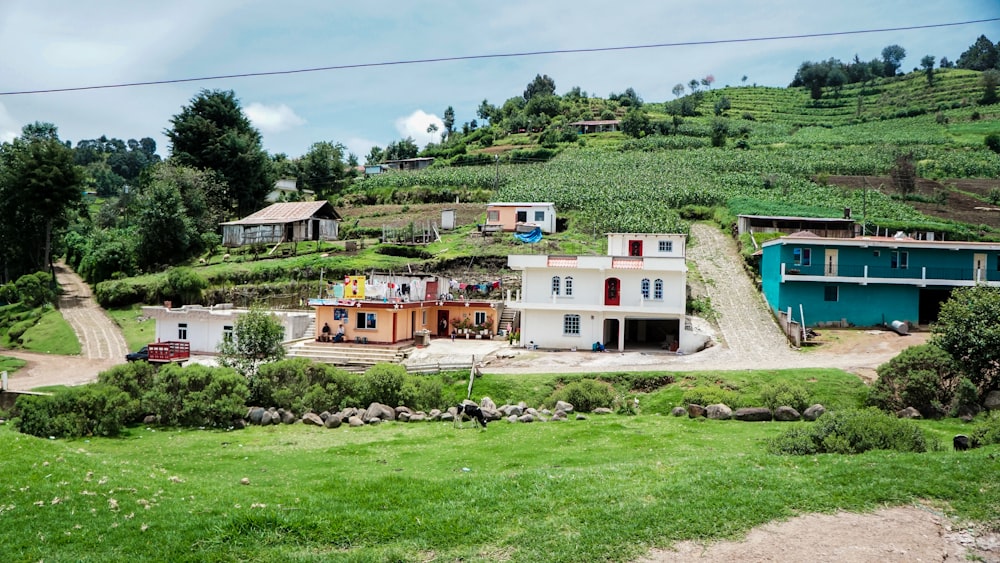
[442,106,455,138]
[956,35,999,71]
[133,179,195,270]
[0,123,83,281]
[932,286,1000,397]
[920,55,936,86]
[981,69,1000,106]
[523,74,556,101]
[166,89,273,218]
[881,44,906,76]
[299,141,348,198]
[218,304,286,378]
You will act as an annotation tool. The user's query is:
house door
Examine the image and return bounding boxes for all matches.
[604,278,620,306]
[974,253,987,282]
[311,219,320,241]
[437,311,450,336]
[825,249,839,276]
[628,240,643,256]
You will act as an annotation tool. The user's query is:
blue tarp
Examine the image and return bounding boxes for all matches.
[515,227,543,243]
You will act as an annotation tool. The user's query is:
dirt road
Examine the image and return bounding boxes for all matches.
[2,263,126,391]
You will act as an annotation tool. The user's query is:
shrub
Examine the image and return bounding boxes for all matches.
[986,134,1000,155]
[950,377,981,418]
[97,361,159,421]
[358,364,408,407]
[15,384,134,438]
[767,408,928,455]
[867,343,958,418]
[14,272,56,307]
[142,363,249,427]
[375,245,433,259]
[253,358,356,412]
[548,379,615,412]
[759,381,811,412]
[401,375,444,412]
[681,385,748,409]
[165,267,207,306]
[970,412,1000,447]
[678,205,715,220]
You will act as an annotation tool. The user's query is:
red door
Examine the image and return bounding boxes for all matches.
[604,278,620,306]
[628,240,643,256]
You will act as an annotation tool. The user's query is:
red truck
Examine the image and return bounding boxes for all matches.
[126,341,190,363]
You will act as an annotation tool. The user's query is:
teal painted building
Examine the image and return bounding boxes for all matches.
[761,233,1000,327]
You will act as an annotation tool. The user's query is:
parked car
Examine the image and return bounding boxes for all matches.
[126,346,149,362]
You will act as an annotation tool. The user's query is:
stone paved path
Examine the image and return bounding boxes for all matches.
[54,262,129,361]
[686,222,794,364]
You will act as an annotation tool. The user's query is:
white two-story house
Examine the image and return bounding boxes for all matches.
[506,233,708,353]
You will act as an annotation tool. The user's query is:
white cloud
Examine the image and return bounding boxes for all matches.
[394,110,444,148]
[344,136,380,162]
[245,103,306,133]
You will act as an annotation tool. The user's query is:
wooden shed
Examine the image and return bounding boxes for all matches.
[221,201,341,248]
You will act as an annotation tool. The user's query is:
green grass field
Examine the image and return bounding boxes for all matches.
[1,369,996,562]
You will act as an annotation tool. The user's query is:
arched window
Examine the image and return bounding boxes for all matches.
[641,278,650,299]
[551,276,561,296]
[654,279,664,300]
[564,276,574,296]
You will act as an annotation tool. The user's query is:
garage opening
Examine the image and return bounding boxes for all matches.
[918,288,952,325]
[624,318,680,351]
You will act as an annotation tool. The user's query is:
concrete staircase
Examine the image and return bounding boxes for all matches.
[499,306,519,333]
[285,340,414,371]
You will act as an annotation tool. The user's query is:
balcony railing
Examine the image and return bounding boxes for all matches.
[782,263,999,285]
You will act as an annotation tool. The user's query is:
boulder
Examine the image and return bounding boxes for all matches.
[896,406,922,419]
[671,407,687,417]
[280,410,297,425]
[551,411,567,421]
[555,400,575,413]
[575,414,588,421]
[507,414,518,423]
[525,407,539,416]
[319,411,330,421]
[803,404,826,421]
[984,390,1000,411]
[260,411,273,426]
[348,416,364,427]
[394,406,412,417]
[142,414,158,425]
[397,412,411,422]
[734,407,772,422]
[301,412,324,426]
[481,397,497,411]
[248,407,265,425]
[428,409,441,420]
[364,402,396,422]
[773,406,801,421]
[440,412,456,422]
[503,405,523,417]
[517,414,535,423]
[593,407,613,415]
[482,408,503,422]
[232,419,247,430]
[324,414,342,429]
[686,404,706,418]
[367,417,382,425]
[408,413,426,422]
[706,404,732,420]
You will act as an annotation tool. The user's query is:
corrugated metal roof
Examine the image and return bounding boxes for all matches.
[222,201,341,225]
[570,120,621,126]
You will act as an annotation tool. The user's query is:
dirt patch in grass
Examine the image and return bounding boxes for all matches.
[338,203,486,229]
[639,505,999,562]
[827,175,1000,229]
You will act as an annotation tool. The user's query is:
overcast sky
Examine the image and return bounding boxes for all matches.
[0,1,996,161]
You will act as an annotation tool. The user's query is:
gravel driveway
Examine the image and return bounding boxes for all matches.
[3,263,127,391]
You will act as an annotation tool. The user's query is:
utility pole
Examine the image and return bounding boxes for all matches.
[493,155,500,191]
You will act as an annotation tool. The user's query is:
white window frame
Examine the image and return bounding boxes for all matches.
[563,314,581,335]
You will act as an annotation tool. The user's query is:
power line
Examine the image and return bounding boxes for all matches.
[1,18,996,96]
